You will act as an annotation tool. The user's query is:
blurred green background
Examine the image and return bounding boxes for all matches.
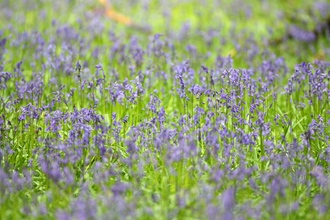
[1,0,329,69]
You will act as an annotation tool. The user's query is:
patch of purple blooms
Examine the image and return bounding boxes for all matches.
[0,0,330,219]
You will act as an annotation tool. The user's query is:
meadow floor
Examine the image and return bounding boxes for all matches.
[1,0,330,219]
